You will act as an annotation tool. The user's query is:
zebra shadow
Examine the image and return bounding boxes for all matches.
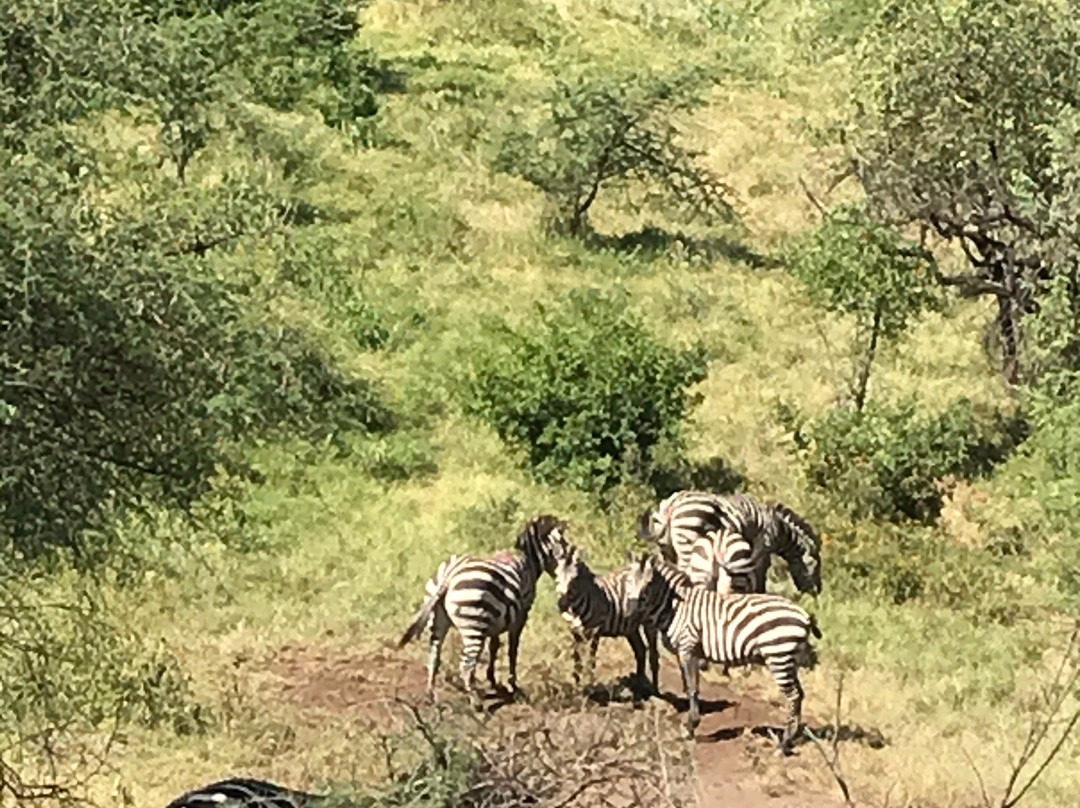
[700,723,888,749]
[656,690,736,717]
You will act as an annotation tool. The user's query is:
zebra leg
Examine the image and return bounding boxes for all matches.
[626,629,648,699]
[571,630,584,688]
[679,652,701,739]
[644,624,660,695]
[587,634,600,687]
[508,626,526,701]
[486,634,501,691]
[767,657,804,754]
[460,633,485,710]
[426,606,451,701]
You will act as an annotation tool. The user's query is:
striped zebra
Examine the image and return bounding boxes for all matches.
[639,490,822,596]
[163,778,327,808]
[551,541,660,697]
[686,527,756,594]
[628,553,821,752]
[398,514,567,708]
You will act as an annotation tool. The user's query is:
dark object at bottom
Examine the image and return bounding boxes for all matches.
[164,778,330,808]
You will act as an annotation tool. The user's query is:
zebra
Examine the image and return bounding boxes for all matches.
[627,553,822,752]
[163,778,329,808]
[398,514,567,708]
[686,527,756,594]
[550,540,660,698]
[639,490,822,596]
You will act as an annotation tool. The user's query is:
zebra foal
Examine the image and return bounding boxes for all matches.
[398,514,566,708]
[628,553,821,752]
[551,541,659,697]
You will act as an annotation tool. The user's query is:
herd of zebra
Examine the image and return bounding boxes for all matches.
[398,489,824,752]
[162,490,824,808]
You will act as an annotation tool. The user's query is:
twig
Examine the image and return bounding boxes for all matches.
[960,745,993,808]
[798,175,828,218]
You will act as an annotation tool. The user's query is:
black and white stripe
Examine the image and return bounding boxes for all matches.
[163,779,327,808]
[628,554,821,751]
[640,490,821,595]
[686,527,756,594]
[551,542,660,696]
[399,514,566,707]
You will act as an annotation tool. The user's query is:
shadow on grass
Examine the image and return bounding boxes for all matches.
[650,456,747,500]
[700,722,888,750]
[586,226,780,269]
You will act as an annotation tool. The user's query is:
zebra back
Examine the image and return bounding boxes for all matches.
[687,528,756,594]
[674,588,819,668]
[163,779,328,808]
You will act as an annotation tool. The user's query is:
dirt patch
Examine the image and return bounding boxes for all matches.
[258,640,852,807]
[264,641,428,719]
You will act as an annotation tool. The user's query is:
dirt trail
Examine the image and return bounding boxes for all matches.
[263,641,849,808]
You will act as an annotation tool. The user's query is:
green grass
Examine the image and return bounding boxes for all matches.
[18,0,1080,805]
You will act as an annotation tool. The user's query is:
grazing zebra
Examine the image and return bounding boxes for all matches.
[551,541,660,697]
[398,514,567,708]
[163,778,328,808]
[639,490,822,596]
[628,553,821,752]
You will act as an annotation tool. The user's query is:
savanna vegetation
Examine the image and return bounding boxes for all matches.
[3,0,1080,805]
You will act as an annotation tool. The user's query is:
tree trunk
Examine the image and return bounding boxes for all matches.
[854,302,884,411]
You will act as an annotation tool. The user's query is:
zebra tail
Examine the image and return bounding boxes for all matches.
[809,613,823,639]
[398,572,450,648]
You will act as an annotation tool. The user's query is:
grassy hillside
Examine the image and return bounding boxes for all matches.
[5,0,1079,806]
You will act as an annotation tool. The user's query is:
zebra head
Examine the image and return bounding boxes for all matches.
[623,550,662,618]
[772,503,822,596]
[638,492,683,562]
[551,539,588,612]
[517,513,570,576]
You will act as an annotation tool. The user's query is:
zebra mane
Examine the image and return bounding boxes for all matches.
[770,502,819,556]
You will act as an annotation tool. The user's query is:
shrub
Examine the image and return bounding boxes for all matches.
[0,141,393,566]
[0,575,208,792]
[788,399,1028,523]
[466,290,709,495]
[493,68,735,236]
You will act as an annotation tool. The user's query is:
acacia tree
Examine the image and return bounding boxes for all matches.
[848,0,1080,383]
[787,204,940,409]
[494,69,736,237]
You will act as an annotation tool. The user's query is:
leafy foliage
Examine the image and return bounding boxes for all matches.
[788,399,1027,523]
[493,68,736,236]
[1,0,381,168]
[0,142,393,566]
[786,203,941,408]
[850,0,1080,382]
[0,574,208,790]
[466,290,709,495]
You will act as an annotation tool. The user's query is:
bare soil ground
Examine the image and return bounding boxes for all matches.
[259,640,853,807]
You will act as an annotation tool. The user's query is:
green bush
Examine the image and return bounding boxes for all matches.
[0,575,208,786]
[0,142,393,567]
[466,290,709,495]
[789,399,1027,523]
[824,523,1034,626]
